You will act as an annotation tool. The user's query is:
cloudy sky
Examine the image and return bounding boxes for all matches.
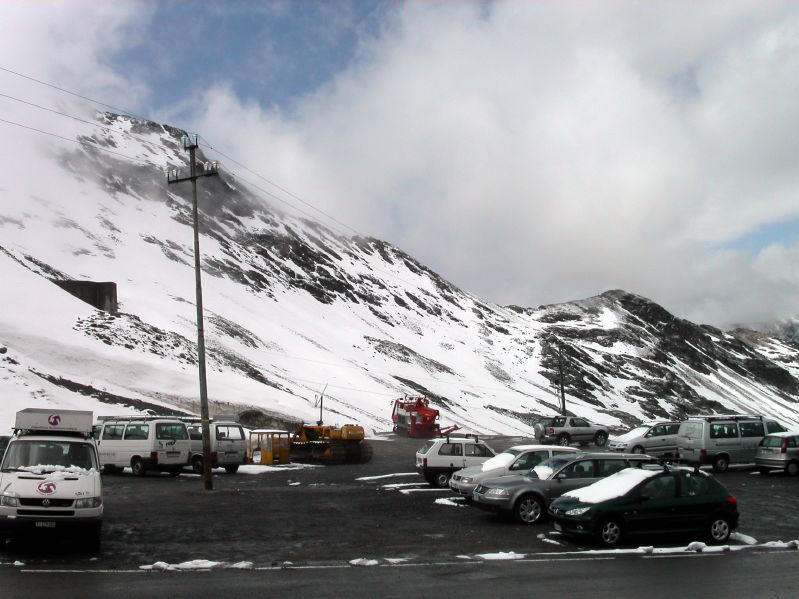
[2,1,799,328]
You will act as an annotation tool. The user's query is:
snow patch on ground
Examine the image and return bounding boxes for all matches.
[434,497,467,507]
[349,558,380,566]
[382,482,426,489]
[476,551,526,560]
[399,488,450,494]
[730,532,758,545]
[356,472,418,481]
[236,464,320,475]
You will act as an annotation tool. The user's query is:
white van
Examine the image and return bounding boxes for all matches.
[185,418,247,474]
[0,409,103,549]
[677,414,786,472]
[95,416,190,476]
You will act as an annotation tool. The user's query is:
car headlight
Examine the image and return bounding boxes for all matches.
[566,506,591,516]
[75,497,103,509]
[461,477,473,484]
[485,488,509,497]
[0,494,18,507]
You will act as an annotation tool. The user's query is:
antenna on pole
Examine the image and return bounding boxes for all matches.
[315,383,328,425]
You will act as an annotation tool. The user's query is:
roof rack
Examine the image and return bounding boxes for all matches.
[445,433,479,442]
[96,415,191,422]
[685,414,761,422]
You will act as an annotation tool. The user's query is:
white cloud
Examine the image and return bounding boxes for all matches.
[3,1,799,328]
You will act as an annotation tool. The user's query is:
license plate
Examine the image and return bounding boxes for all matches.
[35,521,56,528]
[553,522,562,531]
[166,451,180,457]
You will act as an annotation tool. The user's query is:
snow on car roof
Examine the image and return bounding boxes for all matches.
[563,467,660,504]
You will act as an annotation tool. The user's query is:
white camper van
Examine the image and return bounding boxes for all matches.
[95,416,190,476]
[0,409,103,549]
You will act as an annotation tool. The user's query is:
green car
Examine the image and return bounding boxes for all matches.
[548,466,739,547]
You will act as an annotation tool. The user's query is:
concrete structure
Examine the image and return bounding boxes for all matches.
[51,280,118,315]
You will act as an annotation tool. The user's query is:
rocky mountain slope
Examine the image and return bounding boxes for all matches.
[1,113,797,434]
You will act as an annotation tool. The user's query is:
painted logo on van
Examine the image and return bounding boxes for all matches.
[36,481,57,495]
[48,414,61,426]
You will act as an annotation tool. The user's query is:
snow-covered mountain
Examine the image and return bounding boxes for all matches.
[1,113,797,434]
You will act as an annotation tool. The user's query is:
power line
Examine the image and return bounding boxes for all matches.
[0,91,168,153]
[0,116,153,167]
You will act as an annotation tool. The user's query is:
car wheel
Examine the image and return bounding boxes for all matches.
[785,461,799,477]
[514,495,544,524]
[712,455,729,473]
[557,434,571,447]
[433,472,451,488]
[224,465,239,474]
[707,516,731,544]
[597,518,623,547]
[131,457,146,477]
[594,431,608,447]
[632,445,645,454]
[192,456,203,474]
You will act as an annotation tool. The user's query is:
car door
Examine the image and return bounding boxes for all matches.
[710,422,742,462]
[644,424,668,455]
[668,470,721,532]
[546,459,599,501]
[570,418,591,444]
[464,442,492,468]
[439,441,466,470]
[624,473,680,534]
[738,421,765,463]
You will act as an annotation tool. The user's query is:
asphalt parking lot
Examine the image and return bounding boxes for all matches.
[3,435,799,569]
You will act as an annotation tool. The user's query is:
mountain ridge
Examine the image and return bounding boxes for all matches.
[0,113,797,433]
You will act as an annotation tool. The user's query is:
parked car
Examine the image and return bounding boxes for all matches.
[449,445,578,498]
[677,414,786,472]
[471,452,657,524]
[608,421,681,458]
[534,416,609,447]
[416,435,496,487]
[548,465,739,547]
[755,431,799,476]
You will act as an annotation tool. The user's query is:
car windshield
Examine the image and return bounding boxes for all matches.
[1,439,98,473]
[479,449,521,471]
[614,425,649,441]
[532,455,575,480]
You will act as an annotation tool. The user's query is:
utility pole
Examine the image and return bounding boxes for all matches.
[548,335,567,415]
[556,338,566,415]
[167,134,218,491]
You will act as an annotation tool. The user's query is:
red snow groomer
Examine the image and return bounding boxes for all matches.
[391,396,459,438]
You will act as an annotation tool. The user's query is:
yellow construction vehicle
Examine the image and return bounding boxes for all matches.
[247,429,291,465]
[290,422,373,464]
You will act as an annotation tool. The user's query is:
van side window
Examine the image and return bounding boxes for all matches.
[102,424,124,440]
[739,422,765,438]
[552,417,567,427]
[187,426,202,441]
[216,426,244,440]
[710,423,739,439]
[123,424,149,440]
[156,423,189,440]
[665,424,680,435]
[572,418,589,427]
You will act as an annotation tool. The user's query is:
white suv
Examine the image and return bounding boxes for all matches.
[415,435,495,487]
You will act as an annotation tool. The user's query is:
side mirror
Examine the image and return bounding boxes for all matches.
[556,472,566,481]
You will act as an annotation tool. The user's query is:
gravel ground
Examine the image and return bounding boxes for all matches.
[3,434,798,568]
